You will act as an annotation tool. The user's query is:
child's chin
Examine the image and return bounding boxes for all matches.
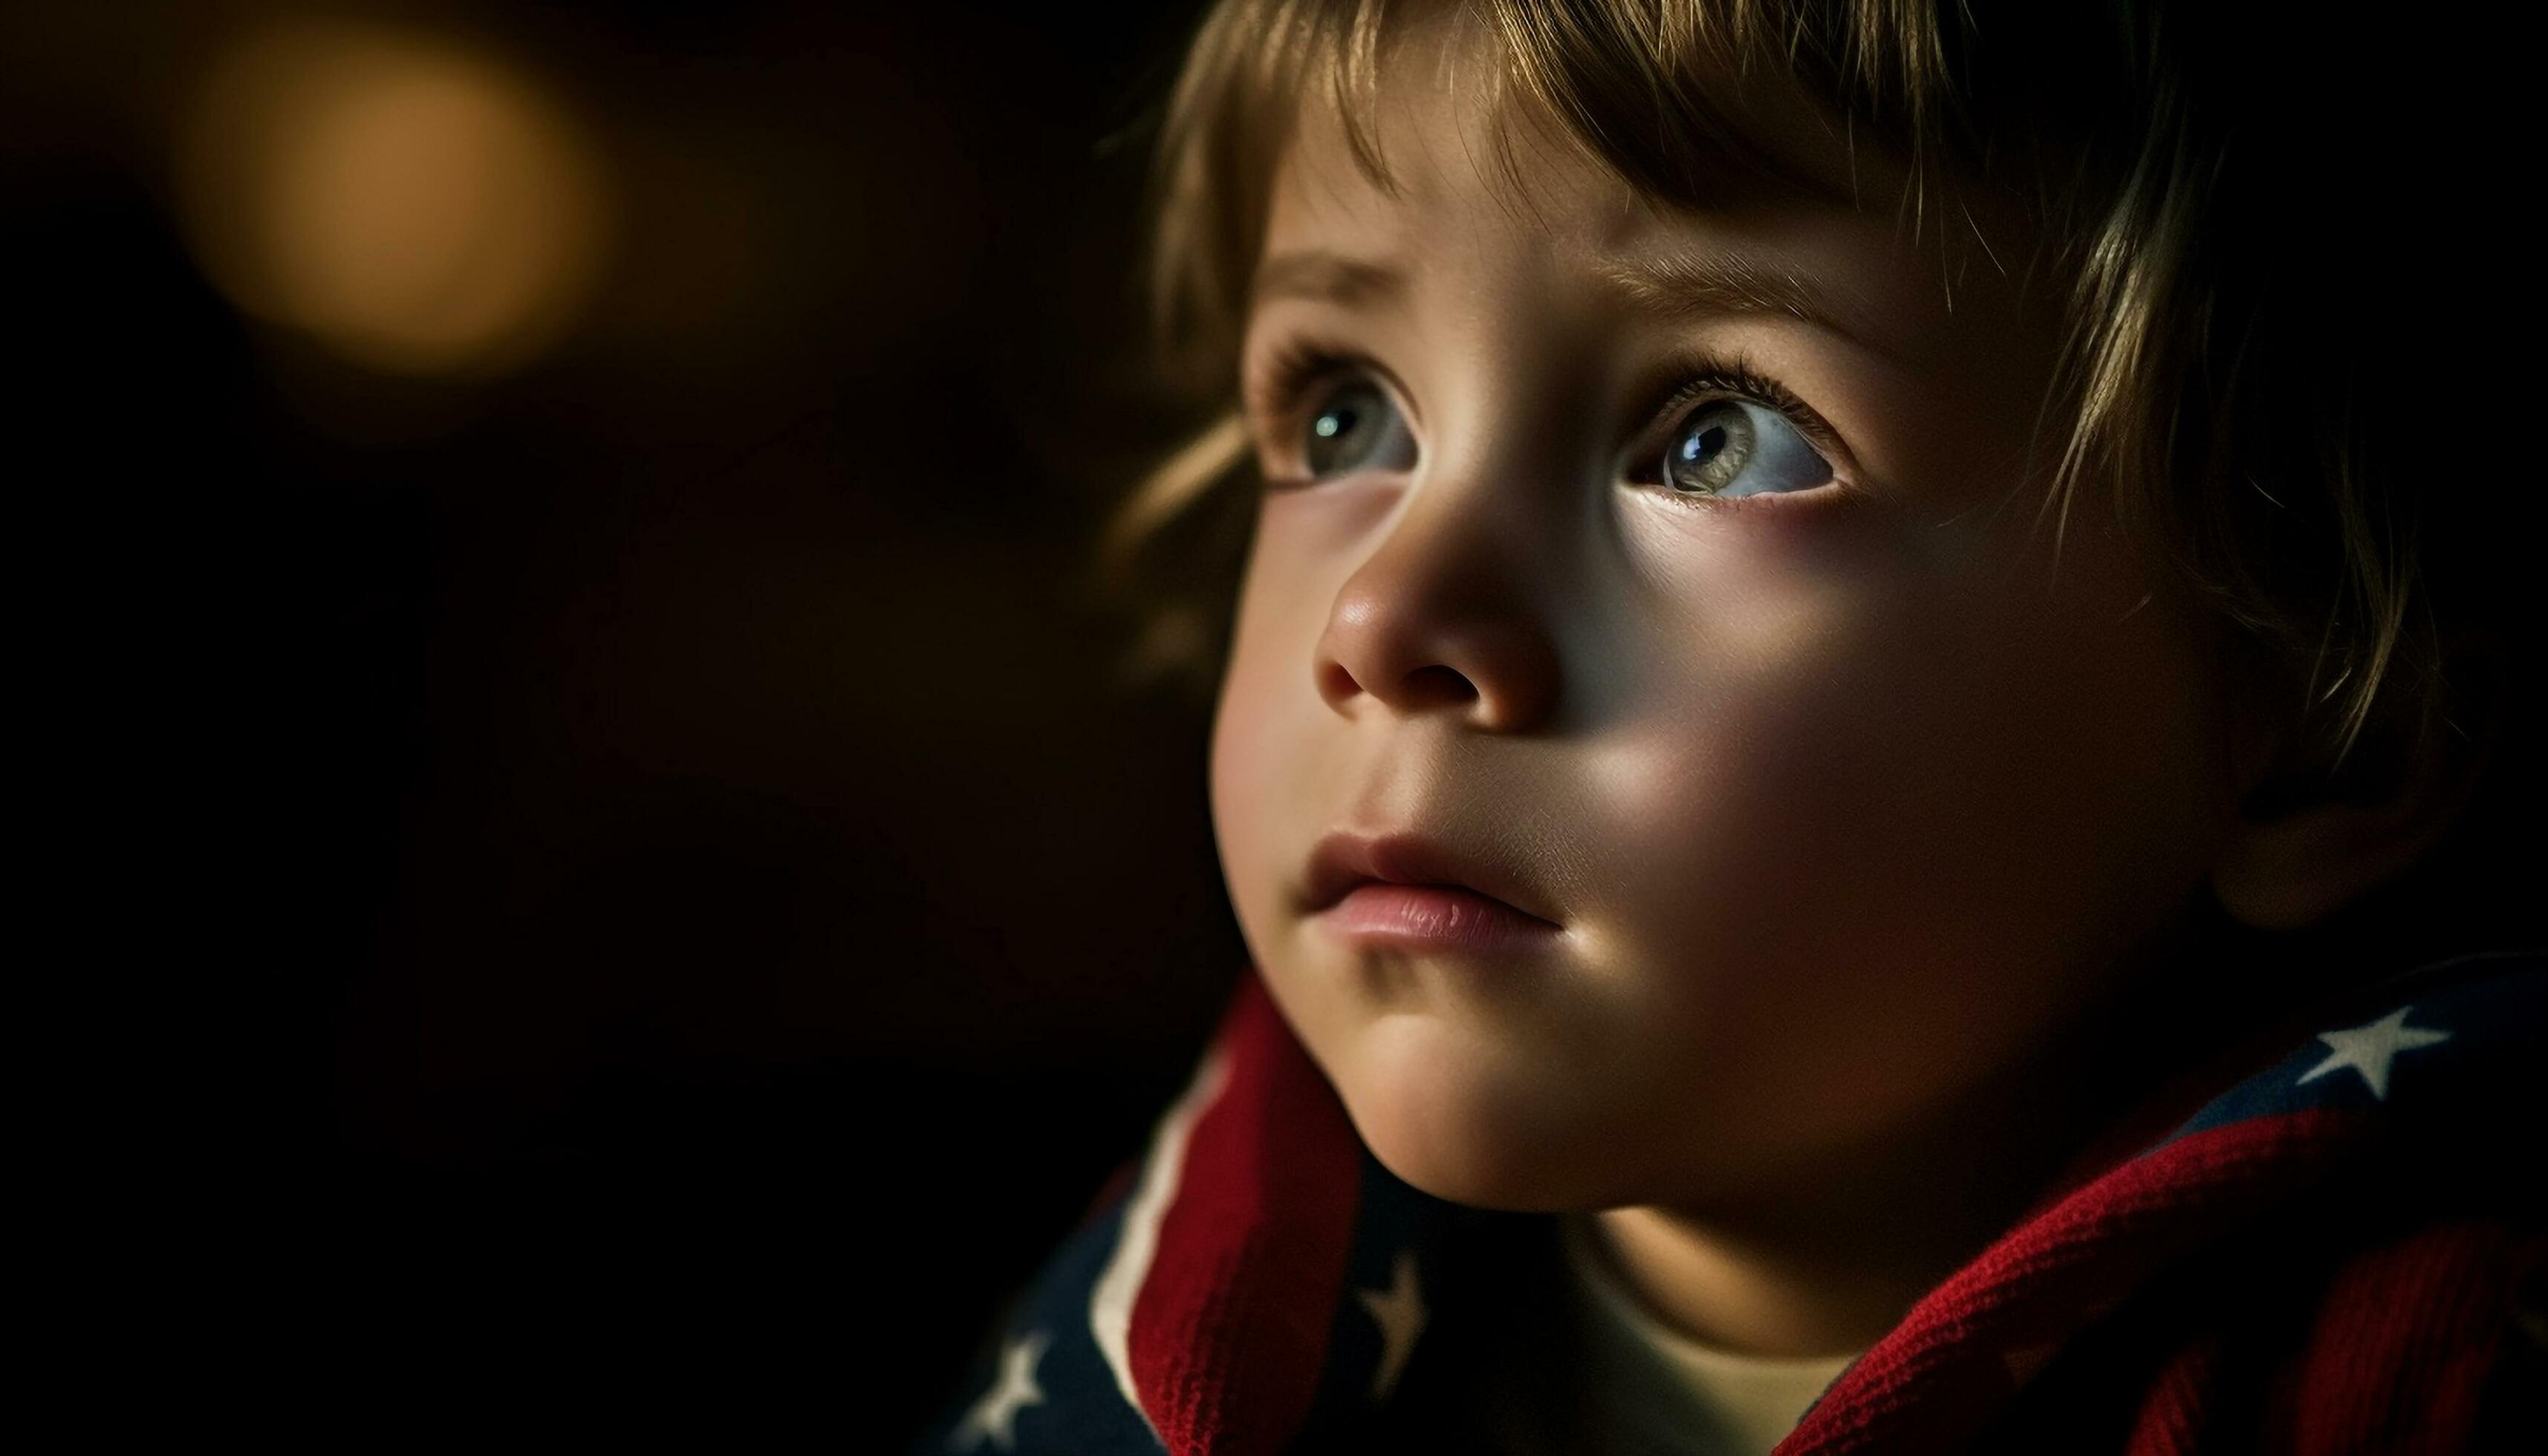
[1338,1055,1613,1212]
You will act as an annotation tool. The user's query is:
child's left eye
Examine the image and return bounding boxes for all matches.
[1655,399,1834,500]
[1300,375,1419,480]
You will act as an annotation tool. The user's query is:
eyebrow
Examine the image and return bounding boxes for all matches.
[1593,250,1901,362]
[1251,249,1411,313]
[1252,245,1899,362]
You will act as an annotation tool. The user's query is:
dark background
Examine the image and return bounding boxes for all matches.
[11,0,1242,1440]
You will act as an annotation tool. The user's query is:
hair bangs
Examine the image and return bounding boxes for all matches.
[1103,0,2454,780]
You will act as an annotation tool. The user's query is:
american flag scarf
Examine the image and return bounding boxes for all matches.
[914,949,2544,1454]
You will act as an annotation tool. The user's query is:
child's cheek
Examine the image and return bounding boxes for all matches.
[1206,498,1370,1006]
[1579,502,2224,1169]
[1206,543,1301,973]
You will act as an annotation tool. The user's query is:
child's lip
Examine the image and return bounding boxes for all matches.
[1314,882,1566,953]
[1299,828,1562,928]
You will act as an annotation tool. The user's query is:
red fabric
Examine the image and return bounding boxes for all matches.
[1127,973,1365,1456]
[2125,1330,2223,1455]
[1783,1111,2368,1453]
[921,953,2541,1456]
[2265,1219,2542,1455]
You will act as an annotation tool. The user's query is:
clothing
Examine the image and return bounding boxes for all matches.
[914,949,2546,1455]
[1556,1211,1862,1455]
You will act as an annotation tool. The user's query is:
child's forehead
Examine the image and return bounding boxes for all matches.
[1267,5,1908,235]
[1269,74,1631,247]
[1256,57,2039,387]
[1255,18,2004,305]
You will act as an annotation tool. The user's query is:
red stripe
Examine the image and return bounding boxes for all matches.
[2272,1217,2541,1454]
[2125,1330,2223,1455]
[1126,966,1367,1456]
[1786,1108,2367,1453]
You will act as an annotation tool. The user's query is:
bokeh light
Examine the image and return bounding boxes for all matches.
[173,21,612,377]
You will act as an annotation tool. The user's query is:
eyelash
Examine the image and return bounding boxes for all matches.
[1243,336,1379,474]
[1243,336,1848,506]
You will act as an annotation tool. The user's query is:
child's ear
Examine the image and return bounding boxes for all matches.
[2209,640,2503,931]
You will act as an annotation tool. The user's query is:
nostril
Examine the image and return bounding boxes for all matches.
[1401,663,1478,706]
[1316,660,1361,704]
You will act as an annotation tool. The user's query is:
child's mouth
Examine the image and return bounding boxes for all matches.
[1301,827,1565,952]
[1313,881,1564,955]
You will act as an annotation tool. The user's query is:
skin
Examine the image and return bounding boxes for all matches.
[1206,16,2263,1359]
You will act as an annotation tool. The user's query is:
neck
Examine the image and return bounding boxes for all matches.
[1589,894,2313,1359]
[1586,1041,2087,1359]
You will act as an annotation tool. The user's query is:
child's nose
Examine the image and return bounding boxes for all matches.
[1310,467,1566,735]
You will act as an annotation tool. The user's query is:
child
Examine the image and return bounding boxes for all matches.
[916,1,2543,1451]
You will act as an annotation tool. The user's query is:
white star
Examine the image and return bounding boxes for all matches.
[949,1328,1050,1452]
[2296,1005,2451,1102]
[1356,1249,1429,1403]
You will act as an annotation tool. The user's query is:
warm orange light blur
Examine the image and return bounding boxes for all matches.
[173,22,612,377]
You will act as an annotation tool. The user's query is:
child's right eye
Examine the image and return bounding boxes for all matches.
[1300,375,1419,480]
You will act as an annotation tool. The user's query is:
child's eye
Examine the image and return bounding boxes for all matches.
[1657,398,1834,500]
[1299,375,1419,479]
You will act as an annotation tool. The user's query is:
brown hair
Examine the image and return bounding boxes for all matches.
[1089,0,2518,792]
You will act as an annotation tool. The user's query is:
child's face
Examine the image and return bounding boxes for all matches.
[1207,30,2248,1211]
